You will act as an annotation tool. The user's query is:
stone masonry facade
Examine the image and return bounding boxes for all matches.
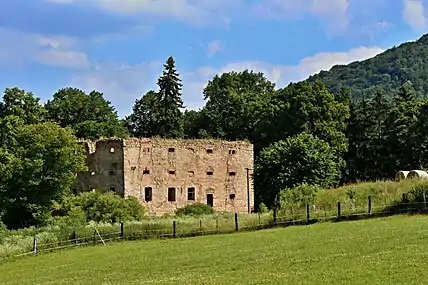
[74,137,254,216]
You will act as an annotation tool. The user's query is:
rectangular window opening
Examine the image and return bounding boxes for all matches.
[229,171,236,176]
[187,187,195,201]
[206,148,213,154]
[168,187,176,202]
[206,171,213,176]
[168,148,175,153]
[144,187,152,202]
[229,194,236,200]
[229,149,236,154]
[143,169,150,174]
[169,170,176,175]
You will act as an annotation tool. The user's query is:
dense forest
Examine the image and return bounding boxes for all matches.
[307,34,428,101]
[1,35,428,230]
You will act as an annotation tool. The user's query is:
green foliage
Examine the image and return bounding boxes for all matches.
[257,203,269,213]
[0,87,46,124]
[278,184,321,209]
[0,118,87,229]
[126,57,184,139]
[125,90,158,138]
[45,88,128,140]
[53,191,146,224]
[175,203,214,216]
[306,34,428,101]
[255,132,342,208]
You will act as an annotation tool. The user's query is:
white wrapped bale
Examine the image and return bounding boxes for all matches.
[407,170,428,179]
[395,170,409,181]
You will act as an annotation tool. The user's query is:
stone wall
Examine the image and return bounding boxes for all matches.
[123,138,254,216]
[74,139,125,196]
[75,137,254,216]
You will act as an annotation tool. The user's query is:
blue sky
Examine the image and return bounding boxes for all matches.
[0,0,427,117]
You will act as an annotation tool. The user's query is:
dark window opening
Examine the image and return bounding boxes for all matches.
[187,187,195,200]
[147,148,150,152]
[229,194,236,199]
[143,169,150,174]
[144,187,152,202]
[206,171,213,175]
[169,170,176,175]
[206,148,213,154]
[207,194,214,207]
[229,149,236,154]
[229,171,236,176]
[109,186,116,192]
[168,148,175,153]
[168,187,176,201]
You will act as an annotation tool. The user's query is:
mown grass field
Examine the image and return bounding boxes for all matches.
[1,215,428,285]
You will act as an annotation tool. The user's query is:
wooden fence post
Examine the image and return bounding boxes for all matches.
[120,222,124,239]
[234,213,239,232]
[73,230,77,245]
[306,204,310,223]
[32,232,37,254]
[199,220,202,232]
[258,212,261,227]
[368,196,372,215]
[273,207,277,225]
[173,221,176,238]
[424,192,427,211]
[337,201,341,219]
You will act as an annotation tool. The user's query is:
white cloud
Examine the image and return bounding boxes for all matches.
[45,0,243,24]
[207,40,221,57]
[253,0,350,33]
[0,28,90,69]
[403,0,426,29]
[68,46,384,117]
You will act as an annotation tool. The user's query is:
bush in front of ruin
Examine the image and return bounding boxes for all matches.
[51,191,146,225]
[175,203,214,216]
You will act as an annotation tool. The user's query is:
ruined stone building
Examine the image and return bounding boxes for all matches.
[74,138,254,216]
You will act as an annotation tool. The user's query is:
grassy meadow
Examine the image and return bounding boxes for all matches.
[1,214,428,284]
[1,178,427,260]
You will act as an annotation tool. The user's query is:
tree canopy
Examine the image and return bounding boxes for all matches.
[4,42,428,229]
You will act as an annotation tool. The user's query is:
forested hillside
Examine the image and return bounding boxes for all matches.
[307,34,428,100]
[2,43,428,230]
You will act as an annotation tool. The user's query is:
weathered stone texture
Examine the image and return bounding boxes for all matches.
[74,139,125,196]
[75,137,254,216]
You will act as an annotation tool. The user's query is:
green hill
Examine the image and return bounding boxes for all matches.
[1,215,428,284]
[306,34,428,100]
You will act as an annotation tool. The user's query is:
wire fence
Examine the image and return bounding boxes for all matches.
[7,194,428,259]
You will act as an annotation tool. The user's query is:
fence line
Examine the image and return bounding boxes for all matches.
[6,194,428,259]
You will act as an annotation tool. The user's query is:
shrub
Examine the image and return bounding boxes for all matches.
[176,203,214,216]
[258,203,269,213]
[53,191,146,224]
